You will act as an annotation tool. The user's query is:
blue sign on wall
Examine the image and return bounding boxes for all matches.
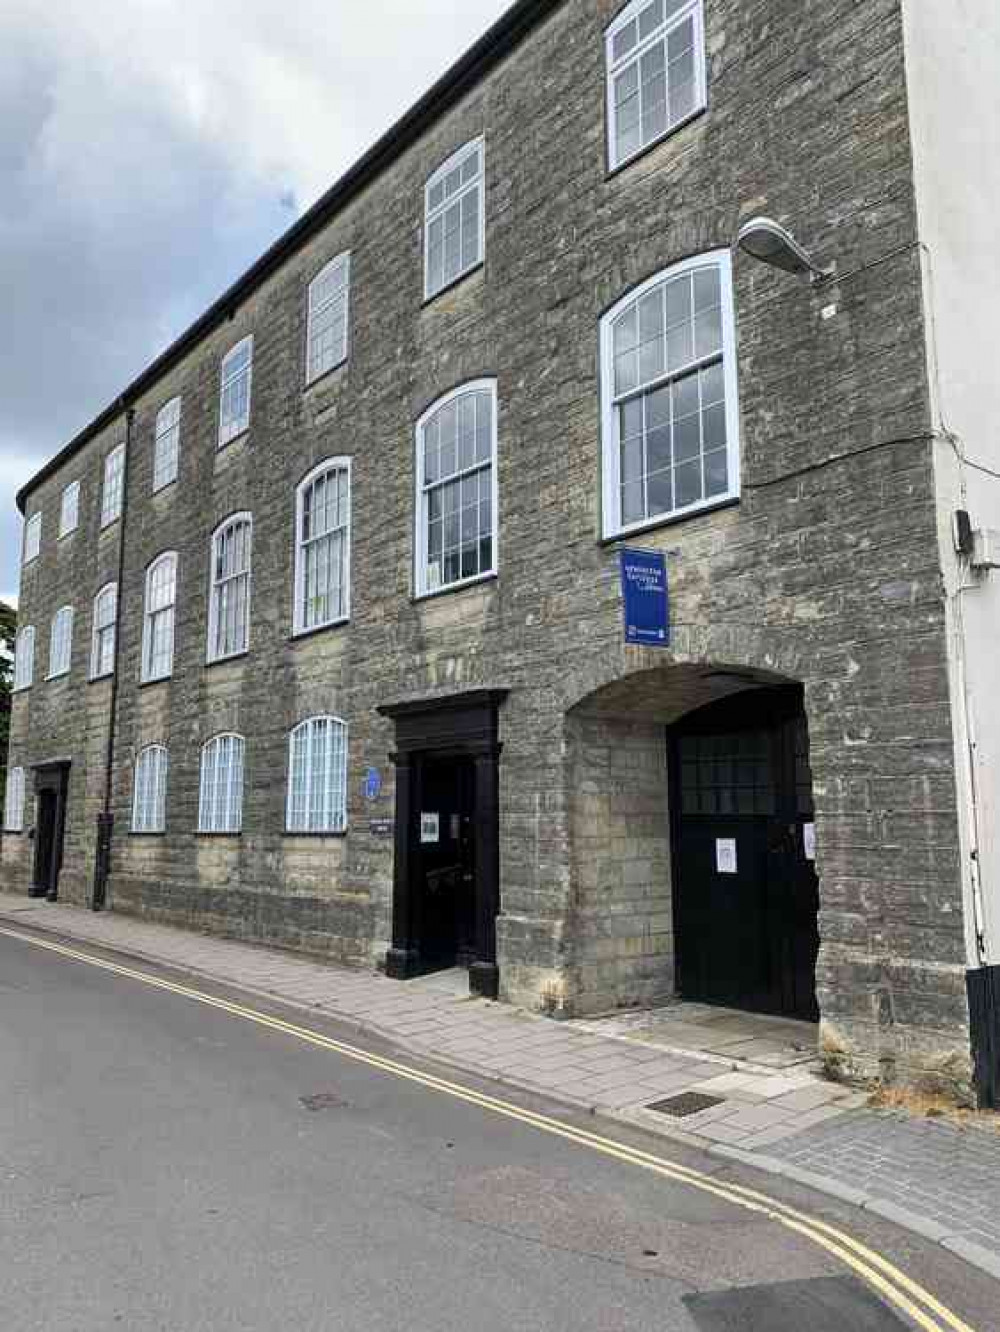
[620,547,669,648]
[363,767,382,802]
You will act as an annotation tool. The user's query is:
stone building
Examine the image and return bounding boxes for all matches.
[3,0,999,1097]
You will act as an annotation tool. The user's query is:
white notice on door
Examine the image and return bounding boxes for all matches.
[420,812,440,844]
[803,822,817,861]
[715,838,737,874]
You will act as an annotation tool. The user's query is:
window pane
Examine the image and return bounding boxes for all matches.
[612,20,637,62]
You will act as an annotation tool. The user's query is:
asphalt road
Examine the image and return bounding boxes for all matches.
[0,929,995,1332]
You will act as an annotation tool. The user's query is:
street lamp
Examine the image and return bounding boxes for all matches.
[735,216,834,284]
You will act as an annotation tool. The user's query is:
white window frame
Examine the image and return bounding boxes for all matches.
[198,733,245,834]
[306,253,351,385]
[4,766,25,832]
[47,605,73,679]
[59,481,80,538]
[292,460,351,636]
[599,249,740,540]
[101,443,125,528]
[132,744,169,834]
[13,626,34,691]
[141,552,178,683]
[423,137,486,301]
[218,336,253,447]
[23,512,41,564]
[414,379,499,599]
[153,396,181,492]
[207,513,252,663]
[605,0,707,172]
[285,716,348,834]
[90,582,118,680]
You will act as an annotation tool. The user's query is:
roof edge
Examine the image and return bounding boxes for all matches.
[17,0,560,513]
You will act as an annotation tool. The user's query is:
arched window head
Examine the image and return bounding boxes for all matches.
[606,0,707,170]
[132,745,169,833]
[208,514,252,662]
[286,717,348,834]
[415,380,497,597]
[3,766,25,832]
[91,582,118,680]
[306,254,350,384]
[600,250,739,538]
[47,606,73,679]
[424,138,484,300]
[293,462,350,635]
[198,734,245,833]
[142,552,177,682]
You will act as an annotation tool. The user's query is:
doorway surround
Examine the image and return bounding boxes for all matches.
[377,689,507,999]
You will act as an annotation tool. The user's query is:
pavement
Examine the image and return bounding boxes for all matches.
[6,924,996,1331]
[2,890,999,1286]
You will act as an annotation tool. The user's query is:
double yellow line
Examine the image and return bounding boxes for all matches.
[0,923,975,1332]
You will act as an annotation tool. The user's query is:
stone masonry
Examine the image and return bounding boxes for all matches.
[1,0,974,1091]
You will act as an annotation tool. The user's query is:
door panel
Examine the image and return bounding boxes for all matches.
[672,688,819,1021]
[416,757,476,971]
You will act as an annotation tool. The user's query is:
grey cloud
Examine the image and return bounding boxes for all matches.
[0,0,509,600]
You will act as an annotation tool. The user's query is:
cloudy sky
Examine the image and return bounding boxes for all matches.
[0,0,511,604]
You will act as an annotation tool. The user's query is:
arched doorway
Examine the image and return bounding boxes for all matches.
[670,684,819,1020]
[563,663,819,1022]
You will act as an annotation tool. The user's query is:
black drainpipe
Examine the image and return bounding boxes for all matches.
[92,401,134,910]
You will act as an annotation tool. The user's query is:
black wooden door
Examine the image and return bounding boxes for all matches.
[416,756,476,971]
[671,688,819,1021]
[31,764,69,901]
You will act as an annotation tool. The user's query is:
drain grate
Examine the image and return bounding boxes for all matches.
[646,1091,724,1118]
[300,1091,348,1112]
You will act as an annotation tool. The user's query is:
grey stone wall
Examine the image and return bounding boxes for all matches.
[1,415,125,905]
[4,0,971,1087]
[566,714,674,1015]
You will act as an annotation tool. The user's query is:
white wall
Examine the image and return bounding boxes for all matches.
[903,0,1000,963]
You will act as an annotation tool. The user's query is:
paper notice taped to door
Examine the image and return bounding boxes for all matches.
[715,838,737,874]
[420,813,440,844]
[803,822,817,861]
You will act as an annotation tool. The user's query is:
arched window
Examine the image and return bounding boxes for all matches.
[599,250,738,537]
[48,606,73,679]
[141,552,177,682]
[218,336,253,446]
[13,625,34,691]
[208,514,252,662]
[101,443,125,527]
[198,734,245,834]
[154,396,181,491]
[3,767,25,832]
[286,717,348,834]
[306,254,350,384]
[59,480,80,537]
[293,462,350,634]
[23,512,41,564]
[415,379,497,596]
[132,745,169,833]
[424,138,484,300]
[606,0,707,170]
[90,582,118,679]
